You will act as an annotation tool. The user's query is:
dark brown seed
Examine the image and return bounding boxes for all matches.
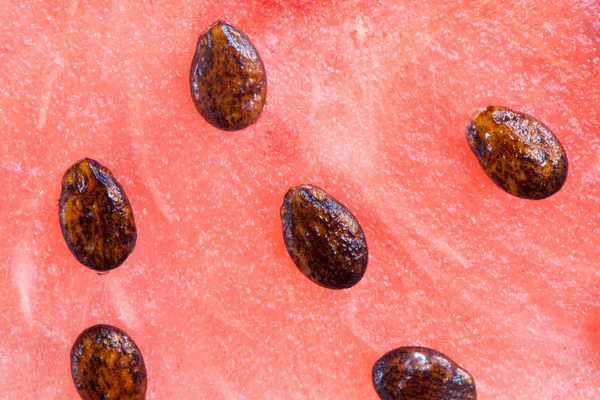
[58,158,137,272]
[372,346,477,400]
[71,324,147,400]
[190,21,267,131]
[280,184,368,289]
[466,105,568,200]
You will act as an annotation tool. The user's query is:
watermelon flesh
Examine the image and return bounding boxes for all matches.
[1,0,600,398]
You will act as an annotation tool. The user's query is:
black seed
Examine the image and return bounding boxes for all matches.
[190,21,267,131]
[466,105,568,200]
[71,324,147,400]
[58,158,137,272]
[280,184,368,289]
[372,346,477,400]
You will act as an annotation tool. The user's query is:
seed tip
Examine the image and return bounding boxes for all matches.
[469,107,487,121]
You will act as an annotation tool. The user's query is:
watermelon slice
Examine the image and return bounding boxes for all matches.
[1,0,599,398]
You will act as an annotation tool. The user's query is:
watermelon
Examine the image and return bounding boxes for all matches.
[1,0,599,398]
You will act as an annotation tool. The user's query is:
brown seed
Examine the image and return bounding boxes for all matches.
[280,184,368,289]
[71,324,147,400]
[58,158,137,272]
[372,346,477,400]
[466,105,568,200]
[190,21,267,131]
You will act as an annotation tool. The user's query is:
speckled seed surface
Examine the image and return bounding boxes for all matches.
[280,184,368,289]
[71,324,147,400]
[372,346,477,400]
[59,158,137,272]
[466,105,568,200]
[190,21,267,131]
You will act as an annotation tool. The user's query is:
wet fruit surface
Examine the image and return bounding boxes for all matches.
[372,346,477,400]
[59,158,137,272]
[71,324,147,400]
[190,21,267,131]
[466,106,568,200]
[280,184,368,289]
[3,0,600,398]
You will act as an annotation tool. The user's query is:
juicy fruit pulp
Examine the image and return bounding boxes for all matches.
[190,21,267,131]
[71,325,147,400]
[280,185,368,289]
[466,106,568,200]
[59,159,137,272]
[2,0,600,398]
[372,347,476,400]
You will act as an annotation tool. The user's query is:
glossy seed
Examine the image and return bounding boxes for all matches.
[190,21,267,131]
[71,324,147,400]
[372,346,477,400]
[466,105,568,200]
[58,158,137,272]
[280,184,368,289]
